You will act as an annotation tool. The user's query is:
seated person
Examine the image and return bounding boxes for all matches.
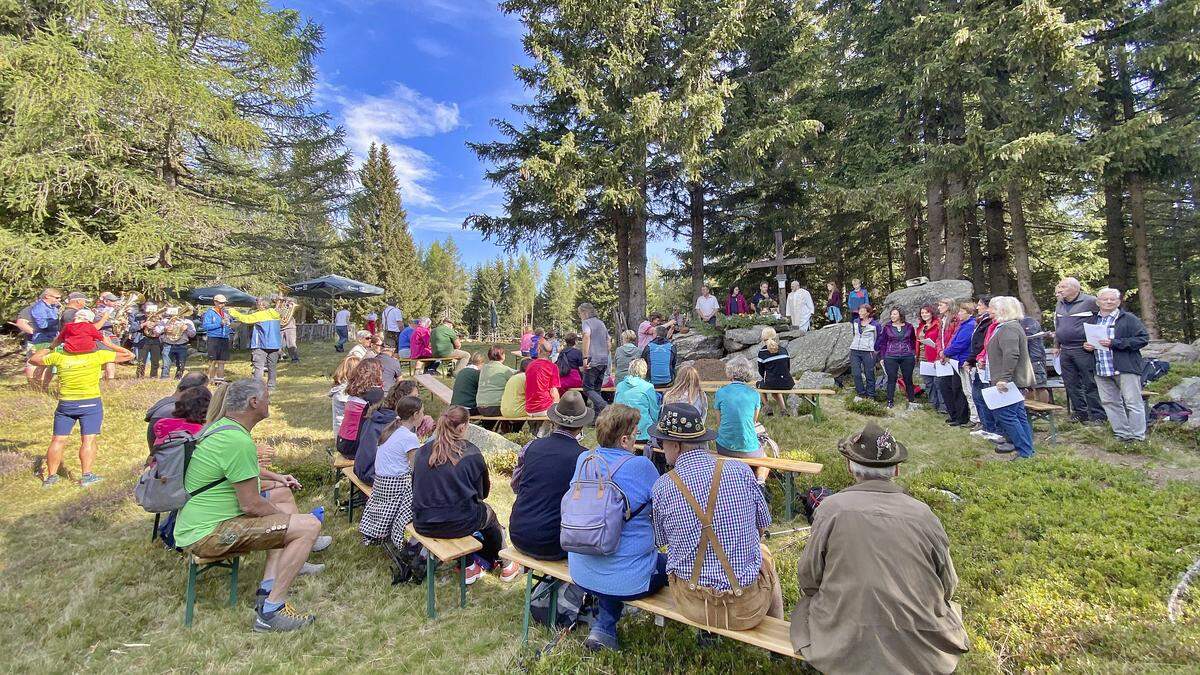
[650,403,783,631]
[395,319,416,358]
[555,333,585,390]
[498,358,531,432]
[347,330,375,360]
[756,329,795,416]
[354,383,435,485]
[329,356,362,437]
[336,359,384,458]
[713,357,767,483]
[568,404,665,652]
[409,318,433,361]
[450,351,486,414]
[524,339,562,417]
[641,326,677,386]
[152,386,212,446]
[508,392,592,560]
[475,346,515,417]
[411,406,521,584]
[791,423,969,673]
[430,318,471,374]
[146,372,209,450]
[173,378,328,632]
[612,329,640,384]
[614,359,659,444]
[372,348,403,392]
[359,395,429,547]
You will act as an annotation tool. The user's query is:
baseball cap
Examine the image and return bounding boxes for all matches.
[213,294,228,303]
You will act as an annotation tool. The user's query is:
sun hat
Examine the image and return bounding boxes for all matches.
[213,294,227,303]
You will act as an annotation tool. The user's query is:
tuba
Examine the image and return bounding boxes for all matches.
[276,297,297,327]
[108,293,141,337]
[163,303,195,342]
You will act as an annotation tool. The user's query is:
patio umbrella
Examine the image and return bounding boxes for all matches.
[179,284,258,307]
[287,274,385,322]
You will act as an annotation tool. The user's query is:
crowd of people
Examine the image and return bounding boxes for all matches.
[704,278,875,330]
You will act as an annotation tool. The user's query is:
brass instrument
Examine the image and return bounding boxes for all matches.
[108,293,141,336]
[163,302,195,342]
[275,296,297,327]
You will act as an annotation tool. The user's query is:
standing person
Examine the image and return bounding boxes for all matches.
[943,302,977,425]
[785,281,815,331]
[983,297,1037,458]
[1019,311,1048,403]
[756,330,794,416]
[29,340,135,487]
[1053,277,1105,424]
[1085,288,1150,443]
[364,311,378,336]
[848,304,881,400]
[846,278,870,314]
[94,292,121,380]
[59,291,89,326]
[877,308,919,410]
[725,286,750,316]
[137,302,165,380]
[936,299,971,427]
[614,359,659,444]
[713,357,768,483]
[612,329,640,384]
[916,305,944,413]
[750,282,773,313]
[694,286,720,327]
[396,318,416,358]
[229,298,283,391]
[411,406,521,583]
[430,318,470,374]
[333,305,351,353]
[201,294,234,383]
[579,303,611,413]
[476,346,516,418]
[825,281,843,323]
[450,351,486,414]
[276,296,300,364]
[28,288,63,389]
[567,404,664,652]
[791,423,969,673]
[381,302,404,349]
[160,307,197,380]
[967,296,1002,439]
[641,325,677,387]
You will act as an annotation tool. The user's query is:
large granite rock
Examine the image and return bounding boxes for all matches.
[684,358,731,381]
[723,345,760,364]
[881,279,974,321]
[1142,341,1200,364]
[1168,377,1200,409]
[674,331,724,360]
[787,322,855,375]
[467,423,521,455]
[796,371,837,390]
[724,325,777,347]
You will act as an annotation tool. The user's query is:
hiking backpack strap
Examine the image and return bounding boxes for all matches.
[666,458,743,594]
[183,423,242,498]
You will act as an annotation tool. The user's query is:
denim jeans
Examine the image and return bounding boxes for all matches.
[826,306,842,322]
[922,373,944,411]
[971,373,999,433]
[584,553,668,640]
[334,325,349,350]
[991,398,1034,457]
[163,344,188,377]
[849,350,876,397]
[138,342,162,378]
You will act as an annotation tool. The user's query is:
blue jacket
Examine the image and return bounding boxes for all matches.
[847,288,870,312]
[200,308,233,339]
[943,316,975,363]
[230,308,282,350]
[642,339,676,385]
[614,375,661,441]
[397,326,414,350]
[30,300,61,344]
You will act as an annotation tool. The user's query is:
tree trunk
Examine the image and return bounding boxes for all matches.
[943,175,966,280]
[1103,179,1129,289]
[1007,183,1040,317]
[886,218,898,290]
[965,199,985,291]
[926,179,947,280]
[903,203,922,280]
[1127,173,1159,337]
[688,181,705,299]
[982,197,1011,294]
[627,209,648,328]
[614,211,631,328]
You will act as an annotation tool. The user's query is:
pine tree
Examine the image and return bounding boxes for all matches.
[425,238,468,324]
[504,254,538,333]
[536,265,577,333]
[576,233,619,323]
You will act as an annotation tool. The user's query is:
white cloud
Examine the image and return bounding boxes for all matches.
[413,37,452,59]
[410,214,467,233]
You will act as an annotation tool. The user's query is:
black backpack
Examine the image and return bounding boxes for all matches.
[1150,401,1192,424]
[1142,359,1170,385]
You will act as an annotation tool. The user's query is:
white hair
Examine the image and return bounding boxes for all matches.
[1096,287,1122,300]
[725,356,756,382]
[577,303,595,319]
[356,329,372,339]
[1058,277,1081,291]
[223,378,267,413]
[989,296,1025,322]
[849,460,896,481]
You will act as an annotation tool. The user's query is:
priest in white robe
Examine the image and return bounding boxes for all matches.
[786,281,814,331]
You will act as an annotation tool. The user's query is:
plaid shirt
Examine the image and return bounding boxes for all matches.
[1095,310,1119,377]
[652,450,770,591]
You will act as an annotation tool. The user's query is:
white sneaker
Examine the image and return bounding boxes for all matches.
[464,562,486,585]
[311,535,332,553]
[969,429,988,437]
[985,433,1007,443]
[299,562,325,576]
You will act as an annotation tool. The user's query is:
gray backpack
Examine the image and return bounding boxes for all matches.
[559,451,648,556]
[134,424,239,513]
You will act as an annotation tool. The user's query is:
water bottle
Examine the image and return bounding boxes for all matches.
[311,506,325,523]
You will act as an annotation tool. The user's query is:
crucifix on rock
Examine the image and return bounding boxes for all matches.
[746,229,816,300]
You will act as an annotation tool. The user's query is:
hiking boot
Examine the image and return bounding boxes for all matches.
[253,603,315,632]
[80,473,104,487]
[994,442,1016,454]
[583,628,619,652]
[311,535,332,553]
[42,475,60,488]
[299,562,325,576]
[464,562,486,585]
[498,560,522,583]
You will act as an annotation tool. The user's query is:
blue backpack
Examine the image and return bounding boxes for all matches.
[559,451,649,556]
[646,341,673,384]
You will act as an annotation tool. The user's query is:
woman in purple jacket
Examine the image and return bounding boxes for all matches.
[876,307,918,410]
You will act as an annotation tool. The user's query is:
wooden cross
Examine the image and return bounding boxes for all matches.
[746,229,816,295]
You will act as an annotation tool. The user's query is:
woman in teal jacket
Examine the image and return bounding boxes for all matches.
[613,359,659,442]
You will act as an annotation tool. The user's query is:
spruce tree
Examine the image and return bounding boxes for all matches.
[425,238,468,324]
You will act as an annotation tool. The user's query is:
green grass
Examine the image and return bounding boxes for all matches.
[0,346,1198,672]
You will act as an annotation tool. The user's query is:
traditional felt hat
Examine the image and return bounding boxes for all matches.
[648,403,717,443]
[546,390,595,428]
[838,421,908,467]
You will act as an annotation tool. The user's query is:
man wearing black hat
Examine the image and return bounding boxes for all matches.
[650,403,784,632]
[508,391,593,560]
[790,422,969,674]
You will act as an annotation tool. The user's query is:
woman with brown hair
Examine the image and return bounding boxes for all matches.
[662,365,708,423]
[329,355,362,436]
[336,359,384,458]
[411,406,521,584]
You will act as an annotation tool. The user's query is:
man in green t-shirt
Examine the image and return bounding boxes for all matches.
[173,378,327,632]
[429,318,470,374]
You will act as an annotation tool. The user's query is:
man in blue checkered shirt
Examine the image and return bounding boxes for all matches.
[1084,288,1150,442]
[650,402,784,631]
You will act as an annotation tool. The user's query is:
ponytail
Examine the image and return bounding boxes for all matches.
[429,406,470,467]
[766,338,780,354]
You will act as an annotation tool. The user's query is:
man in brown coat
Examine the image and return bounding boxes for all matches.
[791,422,969,674]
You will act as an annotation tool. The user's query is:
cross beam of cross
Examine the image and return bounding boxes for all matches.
[745,229,815,293]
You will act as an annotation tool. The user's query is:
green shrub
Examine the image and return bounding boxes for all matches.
[718,315,790,331]
[845,395,887,417]
[488,448,518,475]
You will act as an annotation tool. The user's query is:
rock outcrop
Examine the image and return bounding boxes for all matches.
[1142,341,1200,364]
[786,322,855,375]
[674,331,724,361]
[881,280,974,321]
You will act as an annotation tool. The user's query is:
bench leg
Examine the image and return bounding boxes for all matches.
[548,579,558,632]
[185,560,198,627]
[1048,413,1058,444]
[229,557,239,606]
[810,396,824,422]
[347,482,356,524]
[521,570,533,644]
[152,512,160,542]
[784,473,795,522]
[458,557,468,608]
[426,558,438,619]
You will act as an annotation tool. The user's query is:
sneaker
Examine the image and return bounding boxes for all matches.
[42,475,60,488]
[853,396,863,402]
[984,433,1007,443]
[298,562,325,576]
[498,560,522,583]
[311,535,332,553]
[994,442,1016,454]
[583,628,620,652]
[255,588,268,613]
[969,429,988,437]
[464,562,486,585]
[80,473,104,487]
[253,602,316,632]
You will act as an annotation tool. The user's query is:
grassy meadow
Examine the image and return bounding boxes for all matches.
[0,342,1197,673]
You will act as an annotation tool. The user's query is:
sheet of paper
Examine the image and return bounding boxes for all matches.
[919,337,936,347]
[919,361,937,376]
[982,385,1025,410]
[935,358,958,376]
[1084,323,1109,351]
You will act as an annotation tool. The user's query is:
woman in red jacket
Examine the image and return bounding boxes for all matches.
[916,305,944,413]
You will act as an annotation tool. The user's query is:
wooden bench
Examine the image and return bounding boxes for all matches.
[405,525,483,619]
[415,373,454,405]
[341,466,372,523]
[399,356,455,377]
[648,447,822,522]
[328,450,355,518]
[184,554,240,627]
[1024,399,1066,443]
[500,547,800,659]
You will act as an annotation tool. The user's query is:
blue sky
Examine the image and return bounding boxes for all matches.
[274,0,531,269]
